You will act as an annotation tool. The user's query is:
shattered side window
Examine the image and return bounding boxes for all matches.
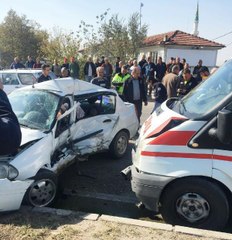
[9,90,59,131]
[77,94,116,118]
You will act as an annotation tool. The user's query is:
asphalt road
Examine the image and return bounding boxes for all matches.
[56,97,158,219]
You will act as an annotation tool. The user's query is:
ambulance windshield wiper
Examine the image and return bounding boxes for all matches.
[178,97,187,113]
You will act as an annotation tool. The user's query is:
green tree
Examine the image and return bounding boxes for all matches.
[128,12,148,58]
[0,9,45,67]
[78,11,148,62]
[40,27,81,64]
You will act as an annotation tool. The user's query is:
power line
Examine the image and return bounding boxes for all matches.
[212,31,232,41]
[226,41,232,47]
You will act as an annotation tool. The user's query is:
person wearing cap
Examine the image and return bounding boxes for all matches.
[177,68,198,97]
[0,81,21,155]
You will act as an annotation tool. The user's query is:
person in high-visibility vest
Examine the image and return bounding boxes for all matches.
[112,65,131,97]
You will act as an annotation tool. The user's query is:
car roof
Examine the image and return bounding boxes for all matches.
[0,69,42,73]
[12,78,116,96]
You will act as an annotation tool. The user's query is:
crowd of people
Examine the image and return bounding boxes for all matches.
[8,54,213,122]
[0,53,215,155]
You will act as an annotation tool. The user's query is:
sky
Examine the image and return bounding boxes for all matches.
[0,0,231,65]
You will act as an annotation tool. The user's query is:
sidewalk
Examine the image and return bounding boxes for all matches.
[0,206,231,240]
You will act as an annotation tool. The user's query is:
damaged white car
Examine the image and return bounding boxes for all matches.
[0,78,139,211]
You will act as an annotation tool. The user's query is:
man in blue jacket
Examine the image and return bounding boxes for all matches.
[0,81,21,155]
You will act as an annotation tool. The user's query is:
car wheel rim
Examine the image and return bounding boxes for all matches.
[116,135,128,155]
[28,179,56,207]
[176,193,210,223]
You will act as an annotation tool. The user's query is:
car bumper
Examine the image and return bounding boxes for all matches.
[0,179,33,211]
[131,165,175,212]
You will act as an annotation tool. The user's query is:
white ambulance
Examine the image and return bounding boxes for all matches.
[124,59,232,230]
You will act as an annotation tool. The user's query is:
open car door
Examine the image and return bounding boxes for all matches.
[72,91,119,155]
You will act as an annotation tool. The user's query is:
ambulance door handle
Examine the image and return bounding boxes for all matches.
[103,119,112,123]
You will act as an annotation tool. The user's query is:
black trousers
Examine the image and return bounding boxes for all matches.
[131,100,142,123]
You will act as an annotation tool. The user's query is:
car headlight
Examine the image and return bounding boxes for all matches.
[0,163,18,180]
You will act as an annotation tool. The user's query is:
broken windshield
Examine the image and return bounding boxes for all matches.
[9,89,59,131]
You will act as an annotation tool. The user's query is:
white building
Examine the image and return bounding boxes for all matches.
[139,30,225,68]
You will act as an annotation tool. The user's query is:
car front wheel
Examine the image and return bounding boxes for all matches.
[109,131,129,158]
[24,169,58,208]
[160,177,230,230]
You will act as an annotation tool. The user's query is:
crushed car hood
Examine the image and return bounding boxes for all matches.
[20,127,46,146]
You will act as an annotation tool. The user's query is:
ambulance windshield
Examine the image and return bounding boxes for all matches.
[172,60,232,118]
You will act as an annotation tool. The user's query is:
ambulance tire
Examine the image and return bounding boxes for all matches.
[160,177,229,230]
[109,131,129,159]
[23,169,58,208]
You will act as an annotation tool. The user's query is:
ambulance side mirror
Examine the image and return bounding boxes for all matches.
[209,110,232,144]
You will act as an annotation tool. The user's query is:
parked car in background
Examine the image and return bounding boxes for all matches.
[0,69,56,94]
[0,78,139,212]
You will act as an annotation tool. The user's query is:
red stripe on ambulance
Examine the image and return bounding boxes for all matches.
[141,151,232,162]
[141,151,212,159]
[148,131,196,146]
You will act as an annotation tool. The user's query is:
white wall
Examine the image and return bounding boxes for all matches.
[166,48,218,67]
[139,47,165,63]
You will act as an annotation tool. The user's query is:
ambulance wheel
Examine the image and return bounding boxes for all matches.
[160,177,229,230]
[110,131,129,158]
[24,169,58,208]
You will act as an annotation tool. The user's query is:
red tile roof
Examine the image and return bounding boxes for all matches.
[143,30,225,48]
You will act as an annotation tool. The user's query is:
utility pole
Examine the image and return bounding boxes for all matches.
[140,3,144,29]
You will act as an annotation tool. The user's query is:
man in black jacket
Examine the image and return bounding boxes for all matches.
[0,81,21,155]
[152,82,167,113]
[84,56,96,82]
[38,64,51,83]
[177,68,198,97]
[123,67,147,123]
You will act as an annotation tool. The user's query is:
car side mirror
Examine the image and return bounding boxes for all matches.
[209,109,232,144]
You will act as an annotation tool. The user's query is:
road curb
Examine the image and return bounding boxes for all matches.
[99,214,173,231]
[174,226,232,240]
[27,206,232,240]
[31,206,100,221]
